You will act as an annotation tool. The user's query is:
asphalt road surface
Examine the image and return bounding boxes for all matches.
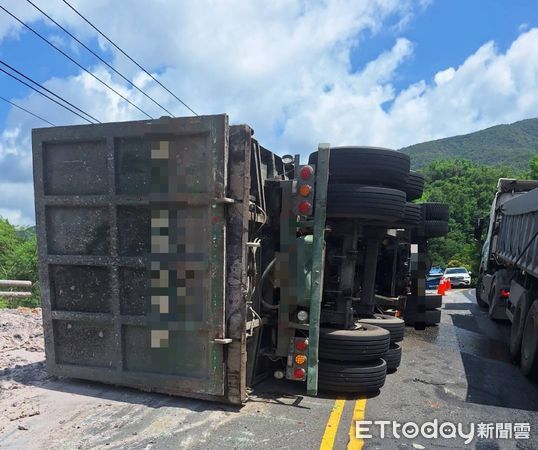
[1,289,537,449]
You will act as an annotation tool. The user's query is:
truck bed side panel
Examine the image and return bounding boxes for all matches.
[497,188,538,278]
[32,115,247,403]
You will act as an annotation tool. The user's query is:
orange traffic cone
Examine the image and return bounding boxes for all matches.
[437,278,446,295]
[445,279,451,290]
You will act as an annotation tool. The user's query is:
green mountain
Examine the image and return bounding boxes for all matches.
[400,118,538,170]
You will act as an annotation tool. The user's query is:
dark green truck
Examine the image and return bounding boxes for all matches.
[33,114,445,403]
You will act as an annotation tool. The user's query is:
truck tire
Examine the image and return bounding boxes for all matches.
[488,280,499,320]
[358,314,405,343]
[404,171,424,201]
[521,300,538,379]
[422,203,450,221]
[318,359,387,393]
[510,292,532,360]
[309,146,410,189]
[475,278,488,308]
[423,220,449,238]
[319,324,390,361]
[391,203,421,228]
[326,185,406,222]
[382,342,402,372]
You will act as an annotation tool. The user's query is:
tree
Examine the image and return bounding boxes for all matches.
[0,218,39,308]
[418,159,521,276]
[529,154,538,179]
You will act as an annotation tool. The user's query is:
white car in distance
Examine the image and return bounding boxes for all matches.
[443,267,472,287]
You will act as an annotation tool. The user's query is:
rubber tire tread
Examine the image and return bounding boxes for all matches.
[423,219,449,238]
[309,146,410,189]
[521,300,538,379]
[422,203,450,221]
[318,359,387,392]
[327,184,406,222]
[404,170,425,200]
[382,342,402,371]
[358,314,405,343]
[319,324,390,361]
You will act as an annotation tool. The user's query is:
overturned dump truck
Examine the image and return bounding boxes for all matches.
[32,114,447,404]
[475,179,538,379]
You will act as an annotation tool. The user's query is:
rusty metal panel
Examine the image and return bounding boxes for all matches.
[33,115,242,402]
[224,125,252,404]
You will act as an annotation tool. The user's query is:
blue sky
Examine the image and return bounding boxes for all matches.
[1,0,538,225]
[0,21,103,125]
[352,0,538,104]
[2,1,538,129]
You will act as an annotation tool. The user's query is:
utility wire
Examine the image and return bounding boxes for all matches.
[0,67,93,124]
[25,0,174,117]
[61,0,199,116]
[0,5,153,119]
[0,60,101,123]
[0,95,56,126]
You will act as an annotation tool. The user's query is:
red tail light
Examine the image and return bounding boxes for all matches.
[299,165,314,180]
[293,368,306,379]
[298,200,312,215]
[295,339,308,352]
[500,289,510,299]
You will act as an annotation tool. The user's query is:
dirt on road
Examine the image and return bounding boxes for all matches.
[0,309,269,450]
[0,308,48,433]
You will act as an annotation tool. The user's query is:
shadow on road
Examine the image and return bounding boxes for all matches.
[2,361,241,413]
[443,289,538,412]
[250,376,382,407]
[4,359,372,412]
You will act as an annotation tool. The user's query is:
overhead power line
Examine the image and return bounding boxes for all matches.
[0,67,94,124]
[61,0,199,116]
[0,60,101,124]
[0,95,56,126]
[25,0,175,117]
[0,5,153,120]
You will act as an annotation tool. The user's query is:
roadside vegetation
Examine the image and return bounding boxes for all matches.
[420,155,538,275]
[0,219,39,308]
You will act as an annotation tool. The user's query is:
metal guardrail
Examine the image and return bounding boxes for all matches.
[0,280,33,298]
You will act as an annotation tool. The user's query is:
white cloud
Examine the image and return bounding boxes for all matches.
[0,182,35,226]
[434,67,455,85]
[1,1,538,225]
[386,30,538,143]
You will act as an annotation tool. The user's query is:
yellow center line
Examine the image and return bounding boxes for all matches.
[347,396,367,450]
[319,397,346,450]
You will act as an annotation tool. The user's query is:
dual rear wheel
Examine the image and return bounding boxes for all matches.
[318,316,405,392]
[311,147,415,226]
